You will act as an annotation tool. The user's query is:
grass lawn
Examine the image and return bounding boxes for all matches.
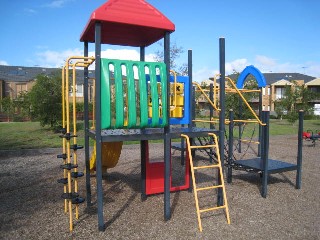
[0,119,319,150]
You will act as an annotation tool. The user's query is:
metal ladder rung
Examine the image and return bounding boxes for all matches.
[189,145,216,149]
[196,184,223,191]
[194,164,220,170]
[200,205,227,213]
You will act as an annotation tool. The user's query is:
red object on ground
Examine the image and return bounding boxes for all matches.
[302,132,311,139]
[80,0,175,46]
[145,142,190,195]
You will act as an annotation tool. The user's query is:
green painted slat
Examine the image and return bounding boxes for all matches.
[159,64,168,127]
[101,59,112,129]
[149,64,159,127]
[126,62,137,128]
[138,64,148,128]
[114,61,124,128]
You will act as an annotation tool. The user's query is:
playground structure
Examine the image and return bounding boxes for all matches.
[56,0,304,233]
[302,130,320,147]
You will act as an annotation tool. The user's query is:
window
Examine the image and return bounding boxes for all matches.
[69,84,83,97]
[275,87,285,99]
[267,87,270,95]
[262,87,265,95]
[262,105,265,110]
[267,105,270,111]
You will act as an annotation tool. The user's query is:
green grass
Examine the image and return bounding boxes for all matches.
[0,119,319,150]
[0,122,86,150]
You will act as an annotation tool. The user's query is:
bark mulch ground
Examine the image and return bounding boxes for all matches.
[0,135,319,239]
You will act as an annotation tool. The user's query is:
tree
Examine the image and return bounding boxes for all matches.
[28,73,62,128]
[13,91,32,121]
[274,81,316,124]
[0,97,14,122]
[154,41,187,76]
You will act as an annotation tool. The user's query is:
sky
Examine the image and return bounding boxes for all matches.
[0,0,319,81]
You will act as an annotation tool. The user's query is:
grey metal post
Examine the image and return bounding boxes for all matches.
[218,37,225,205]
[258,87,263,157]
[84,41,92,206]
[238,97,242,153]
[296,110,304,189]
[163,32,171,221]
[94,22,105,231]
[188,49,193,192]
[261,111,269,198]
[227,110,234,183]
[140,46,147,201]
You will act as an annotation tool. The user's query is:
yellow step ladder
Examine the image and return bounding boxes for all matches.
[181,133,230,232]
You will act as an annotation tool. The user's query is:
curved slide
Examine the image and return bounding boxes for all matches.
[89,142,123,172]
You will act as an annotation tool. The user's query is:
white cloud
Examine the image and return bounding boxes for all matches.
[24,8,37,15]
[0,60,9,65]
[35,48,83,68]
[255,55,276,67]
[225,58,250,75]
[193,67,219,82]
[43,0,73,8]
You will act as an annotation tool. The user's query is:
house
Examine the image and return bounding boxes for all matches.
[0,65,95,103]
[198,72,318,116]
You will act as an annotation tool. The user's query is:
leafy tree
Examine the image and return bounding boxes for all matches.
[274,81,316,124]
[13,91,32,120]
[0,97,14,122]
[28,73,62,128]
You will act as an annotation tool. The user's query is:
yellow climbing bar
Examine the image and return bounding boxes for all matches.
[193,81,220,112]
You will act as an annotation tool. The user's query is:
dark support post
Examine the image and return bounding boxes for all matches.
[188,49,193,192]
[296,110,304,189]
[209,84,214,163]
[227,110,234,183]
[94,22,105,231]
[84,41,92,206]
[218,37,225,205]
[140,46,147,201]
[238,97,242,153]
[163,32,171,221]
[258,87,263,157]
[261,111,270,198]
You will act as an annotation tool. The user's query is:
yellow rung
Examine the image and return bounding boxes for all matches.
[200,205,227,213]
[241,139,260,144]
[197,185,223,191]
[194,164,220,170]
[189,145,216,149]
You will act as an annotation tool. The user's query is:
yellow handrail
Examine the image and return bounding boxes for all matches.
[225,77,265,126]
[193,81,220,112]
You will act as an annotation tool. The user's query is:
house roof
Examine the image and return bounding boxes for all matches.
[0,65,59,82]
[272,79,293,86]
[305,78,320,86]
[0,65,95,84]
[80,0,175,46]
[228,72,315,86]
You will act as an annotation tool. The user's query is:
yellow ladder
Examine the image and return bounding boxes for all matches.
[181,133,230,232]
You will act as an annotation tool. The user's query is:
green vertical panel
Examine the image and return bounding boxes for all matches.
[100,59,111,129]
[138,64,148,128]
[114,61,124,128]
[159,63,168,127]
[126,62,137,128]
[149,64,159,127]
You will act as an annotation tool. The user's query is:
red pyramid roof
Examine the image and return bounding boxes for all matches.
[80,0,175,46]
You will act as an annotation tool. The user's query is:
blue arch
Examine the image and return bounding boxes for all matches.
[236,65,267,89]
